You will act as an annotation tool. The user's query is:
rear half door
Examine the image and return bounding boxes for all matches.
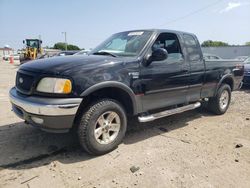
[182,34,205,102]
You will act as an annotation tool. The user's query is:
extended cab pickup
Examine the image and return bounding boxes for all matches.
[9,29,244,155]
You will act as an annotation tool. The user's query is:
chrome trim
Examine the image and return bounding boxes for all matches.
[233,68,240,72]
[9,87,82,116]
[138,102,201,122]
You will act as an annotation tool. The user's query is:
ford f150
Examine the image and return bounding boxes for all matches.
[9,29,244,155]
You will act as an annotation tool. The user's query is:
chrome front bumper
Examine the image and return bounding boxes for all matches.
[9,87,83,132]
[9,87,82,116]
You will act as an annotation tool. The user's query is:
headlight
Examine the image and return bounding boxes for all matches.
[36,77,72,94]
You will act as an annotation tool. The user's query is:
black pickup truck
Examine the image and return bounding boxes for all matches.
[9,29,244,155]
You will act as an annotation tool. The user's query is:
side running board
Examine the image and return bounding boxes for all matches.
[138,102,201,123]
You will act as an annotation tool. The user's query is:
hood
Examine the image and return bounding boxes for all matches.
[19,55,124,75]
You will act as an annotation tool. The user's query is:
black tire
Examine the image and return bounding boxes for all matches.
[77,99,127,155]
[207,84,231,115]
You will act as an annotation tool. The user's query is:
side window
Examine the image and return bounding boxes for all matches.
[183,34,202,61]
[152,33,183,61]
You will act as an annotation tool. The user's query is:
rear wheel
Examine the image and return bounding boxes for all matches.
[77,99,127,155]
[207,84,231,115]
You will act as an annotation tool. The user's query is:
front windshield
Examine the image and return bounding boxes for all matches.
[91,31,153,57]
[244,57,250,64]
[26,40,39,48]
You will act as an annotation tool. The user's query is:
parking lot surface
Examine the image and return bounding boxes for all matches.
[0,60,250,188]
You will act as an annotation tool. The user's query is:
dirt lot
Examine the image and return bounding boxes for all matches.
[0,60,250,188]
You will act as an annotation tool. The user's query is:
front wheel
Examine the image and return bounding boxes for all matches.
[207,84,231,115]
[77,99,127,155]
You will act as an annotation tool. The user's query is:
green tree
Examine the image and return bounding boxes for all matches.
[201,40,229,47]
[245,42,250,46]
[67,44,81,50]
[53,42,81,50]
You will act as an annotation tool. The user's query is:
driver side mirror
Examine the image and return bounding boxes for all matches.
[145,48,168,66]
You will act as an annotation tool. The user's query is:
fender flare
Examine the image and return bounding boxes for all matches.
[215,74,234,95]
[80,81,138,114]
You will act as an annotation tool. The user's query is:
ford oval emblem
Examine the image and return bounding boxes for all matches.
[19,77,24,84]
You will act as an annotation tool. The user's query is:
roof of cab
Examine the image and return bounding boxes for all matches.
[117,29,196,37]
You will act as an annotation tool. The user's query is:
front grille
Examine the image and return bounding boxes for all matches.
[16,71,35,94]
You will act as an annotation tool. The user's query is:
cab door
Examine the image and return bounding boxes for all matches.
[140,33,190,111]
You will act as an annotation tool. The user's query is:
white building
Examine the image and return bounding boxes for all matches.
[0,47,14,60]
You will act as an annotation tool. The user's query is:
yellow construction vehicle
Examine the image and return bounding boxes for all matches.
[20,39,43,62]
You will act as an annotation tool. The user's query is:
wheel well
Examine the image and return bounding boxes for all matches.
[221,77,233,91]
[78,87,134,116]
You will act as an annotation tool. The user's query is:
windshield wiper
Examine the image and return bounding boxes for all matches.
[93,51,117,57]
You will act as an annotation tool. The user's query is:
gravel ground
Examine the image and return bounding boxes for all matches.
[0,60,250,188]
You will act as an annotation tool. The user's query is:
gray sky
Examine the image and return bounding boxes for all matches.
[0,0,250,50]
